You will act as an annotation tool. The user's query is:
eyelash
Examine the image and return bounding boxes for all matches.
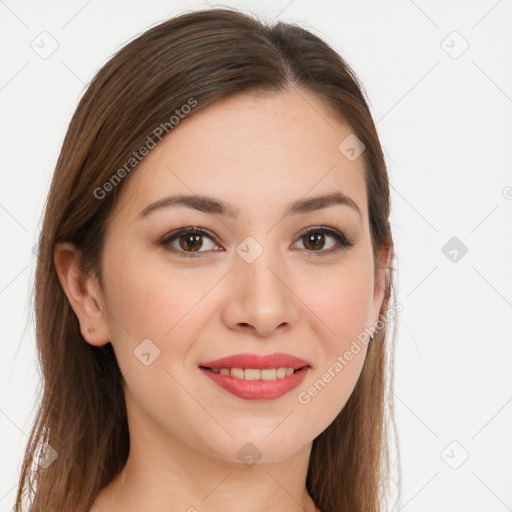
[158,225,355,258]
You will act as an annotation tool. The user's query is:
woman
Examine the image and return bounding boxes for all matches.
[14,7,399,512]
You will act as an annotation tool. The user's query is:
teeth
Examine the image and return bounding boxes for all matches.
[231,367,245,379]
[209,367,297,380]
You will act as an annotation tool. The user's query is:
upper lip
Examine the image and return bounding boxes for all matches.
[199,352,311,370]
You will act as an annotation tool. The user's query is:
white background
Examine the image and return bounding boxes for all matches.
[1,1,511,511]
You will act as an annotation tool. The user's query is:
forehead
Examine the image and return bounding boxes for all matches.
[113,89,367,223]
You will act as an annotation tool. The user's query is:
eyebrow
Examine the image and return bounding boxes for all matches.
[138,191,362,219]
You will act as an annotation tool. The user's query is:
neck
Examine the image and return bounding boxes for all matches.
[92,389,319,512]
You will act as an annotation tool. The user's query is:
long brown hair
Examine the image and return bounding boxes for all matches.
[14,7,399,512]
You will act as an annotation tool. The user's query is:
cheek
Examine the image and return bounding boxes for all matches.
[296,286,370,433]
[307,258,373,349]
[102,251,220,365]
[101,256,220,431]
[294,260,371,422]
[101,261,226,458]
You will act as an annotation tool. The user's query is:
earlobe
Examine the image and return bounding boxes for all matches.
[53,242,111,346]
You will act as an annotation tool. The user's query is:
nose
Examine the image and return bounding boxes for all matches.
[221,247,299,337]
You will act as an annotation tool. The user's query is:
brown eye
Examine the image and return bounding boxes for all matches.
[301,231,330,251]
[159,226,220,257]
[178,233,203,252]
[294,226,355,256]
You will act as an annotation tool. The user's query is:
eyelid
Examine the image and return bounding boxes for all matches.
[295,224,354,244]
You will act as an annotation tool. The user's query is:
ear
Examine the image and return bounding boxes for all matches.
[369,244,392,334]
[54,242,111,346]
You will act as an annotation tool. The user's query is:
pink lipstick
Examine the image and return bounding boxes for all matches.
[199,352,311,401]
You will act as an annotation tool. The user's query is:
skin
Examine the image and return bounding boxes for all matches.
[55,87,389,512]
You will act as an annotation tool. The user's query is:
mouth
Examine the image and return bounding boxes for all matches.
[198,352,312,400]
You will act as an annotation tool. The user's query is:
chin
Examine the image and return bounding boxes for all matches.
[202,425,313,466]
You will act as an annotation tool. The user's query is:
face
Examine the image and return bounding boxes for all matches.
[86,88,386,464]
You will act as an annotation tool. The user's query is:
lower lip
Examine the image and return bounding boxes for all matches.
[199,366,310,401]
